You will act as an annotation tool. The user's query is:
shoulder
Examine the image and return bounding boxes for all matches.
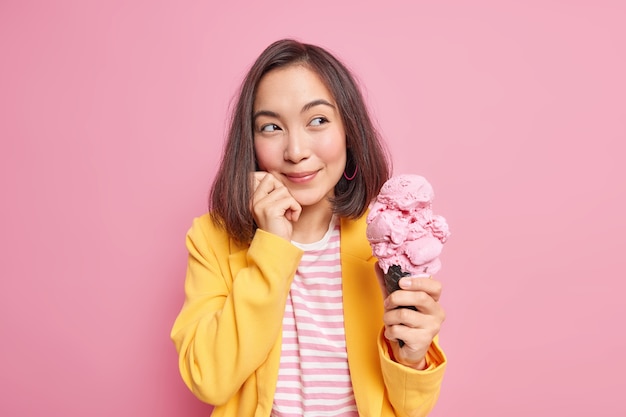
[188,213,225,240]
[186,213,248,255]
[188,212,223,233]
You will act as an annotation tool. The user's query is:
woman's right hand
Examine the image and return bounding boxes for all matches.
[251,171,302,241]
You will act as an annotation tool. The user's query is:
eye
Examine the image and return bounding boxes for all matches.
[309,117,328,127]
[260,123,281,133]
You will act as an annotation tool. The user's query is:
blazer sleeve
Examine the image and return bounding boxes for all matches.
[170,216,303,405]
[378,332,447,417]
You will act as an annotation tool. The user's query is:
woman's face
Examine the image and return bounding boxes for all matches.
[253,65,347,211]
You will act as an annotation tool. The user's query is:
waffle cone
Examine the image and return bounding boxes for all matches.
[384,265,411,294]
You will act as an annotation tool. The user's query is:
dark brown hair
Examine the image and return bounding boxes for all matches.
[210,39,391,242]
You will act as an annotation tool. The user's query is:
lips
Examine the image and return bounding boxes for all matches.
[284,170,318,183]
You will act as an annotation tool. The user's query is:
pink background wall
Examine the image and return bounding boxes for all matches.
[1,1,625,415]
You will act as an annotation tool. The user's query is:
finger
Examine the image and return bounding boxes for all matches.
[385,290,442,317]
[398,276,443,302]
[251,171,268,191]
[285,206,301,222]
[384,324,437,347]
[383,305,442,330]
[252,176,286,210]
[270,189,301,222]
[253,171,268,181]
[383,305,421,327]
[254,172,281,196]
[254,185,302,223]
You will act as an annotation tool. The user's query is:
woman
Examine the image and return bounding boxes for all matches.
[171,39,447,416]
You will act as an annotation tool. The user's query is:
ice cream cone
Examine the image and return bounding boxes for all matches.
[384,265,417,347]
[367,174,451,348]
[383,265,411,294]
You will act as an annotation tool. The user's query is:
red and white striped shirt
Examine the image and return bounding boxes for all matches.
[272,217,358,417]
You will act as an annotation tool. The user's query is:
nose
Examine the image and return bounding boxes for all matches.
[284,128,311,163]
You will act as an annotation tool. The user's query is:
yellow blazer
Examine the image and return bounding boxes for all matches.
[171,213,446,417]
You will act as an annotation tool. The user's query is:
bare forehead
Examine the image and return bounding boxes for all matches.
[254,65,335,109]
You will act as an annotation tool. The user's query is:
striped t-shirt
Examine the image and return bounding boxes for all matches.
[271,217,358,417]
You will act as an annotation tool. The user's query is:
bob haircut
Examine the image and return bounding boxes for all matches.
[210,39,391,243]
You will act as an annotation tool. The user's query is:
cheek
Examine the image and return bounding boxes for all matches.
[315,131,347,164]
[254,140,279,170]
[318,146,346,166]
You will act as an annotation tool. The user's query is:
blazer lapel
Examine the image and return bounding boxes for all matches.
[340,216,386,415]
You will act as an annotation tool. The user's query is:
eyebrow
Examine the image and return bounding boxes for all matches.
[253,99,336,121]
[302,99,336,113]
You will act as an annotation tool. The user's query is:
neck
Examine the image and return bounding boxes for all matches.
[291,202,334,244]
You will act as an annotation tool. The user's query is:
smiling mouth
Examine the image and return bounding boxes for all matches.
[284,171,318,182]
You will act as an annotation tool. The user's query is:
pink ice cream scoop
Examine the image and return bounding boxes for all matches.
[367,174,450,291]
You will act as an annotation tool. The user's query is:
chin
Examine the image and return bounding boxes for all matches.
[294,191,334,209]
